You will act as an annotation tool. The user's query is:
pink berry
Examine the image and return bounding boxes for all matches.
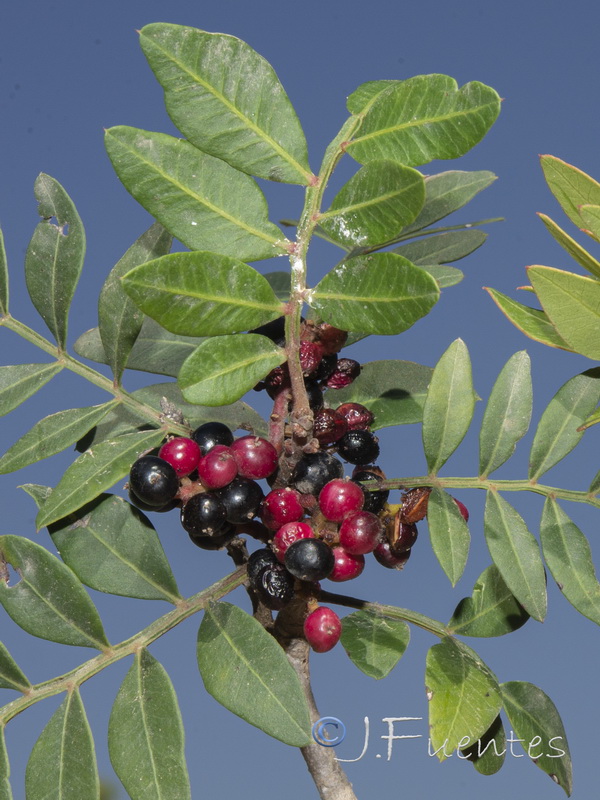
[261,488,304,530]
[336,402,374,431]
[328,546,365,582]
[453,497,469,522]
[339,510,383,554]
[272,521,314,562]
[304,606,342,653]
[318,479,364,522]
[158,437,201,477]
[231,435,278,480]
[197,445,238,489]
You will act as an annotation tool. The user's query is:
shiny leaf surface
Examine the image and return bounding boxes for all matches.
[340,610,409,679]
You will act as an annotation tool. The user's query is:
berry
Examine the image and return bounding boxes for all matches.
[129,455,179,507]
[284,538,335,582]
[188,526,236,550]
[247,547,279,584]
[352,470,389,514]
[315,324,348,355]
[180,493,228,537]
[253,563,295,610]
[217,477,264,523]
[318,479,364,522]
[304,606,342,652]
[272,521,314,562]
[453,497,470,522]
[128,489,178,514]
[192,422,234,455]
[197,445,238,489]
[314,353,338,382]
[158,437,201,477]
[336,403,374,431]
[305,381,325,410]
[290,451,344,495]
[313,408,348,445]
[391,522,418,555]
[328,546,365,582]
[336,430,380,465]
[231,435,278,480]
[325,358,361,389]
[339,510,383,554]
[261,488,304,530]
[373,540,412,569]
[401,488,431,523]
[299,341,325,376]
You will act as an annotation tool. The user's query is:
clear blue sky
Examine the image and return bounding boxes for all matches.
[1,1,599,798]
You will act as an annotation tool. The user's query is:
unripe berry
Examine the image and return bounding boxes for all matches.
[272,521,314,562]
[231,435,278,480]
[192,421,234,455]
[158,437,201,477]
[261,488,304,530]
[304,606,342,652]
[328,546,365,582]
[197,444,238,489]
[318,479,364,522]
[452,497,470,522]
[339,510,383,554]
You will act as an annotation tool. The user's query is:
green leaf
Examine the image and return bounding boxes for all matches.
[448,564,529,637]
[328,359,433,429]
[483,491,547,622]
[393,228,487,265]
[485,287,574,350]
[422,339,475,474]
[538,213,600,279]
[311,253,439,335]
[105,127,287,261]
[0,401,116,474]
[579,203,600,241]
[99,223,172,383]
[36,429,165,528]
[121,251,283,336]
[0,726,12,800]
[501,681,572,796]
[425,637,502,760]
[0,641,31,691]
[340,609,409,679]
[48,494,181,603]
[417,264,464,288]
[529,368,600,480]
[263,271,290,300]
[461,716,506,776]
[319,161,424,248]
[346,76,500,168]
[479,351,532,477]
[0,535,109,649]
[0,363,63,417]
[24,174,86,348]
[139,24,311,185]
[346,80,401,114]
[426,488,470,585]
[540,498,600,625]
[0,228,7,315]
[109,649,191,800]
[179,334,285,406]
[197,602,311,746]
[25,690,99,800]
[541,154,600,232]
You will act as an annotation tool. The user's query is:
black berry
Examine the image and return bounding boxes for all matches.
[192,421,234,455]
[247,547,279,584]
[253,563,295,610]
[336,430,380,465]
[129,455,179,507]
[352,470,389,514]
[290,451,344,495]
[217,477,264,523]
[180,492,228,537]
[188,526,236,550]
[284,538,335,582]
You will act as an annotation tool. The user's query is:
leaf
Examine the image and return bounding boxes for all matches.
[0,726,12,800]
[484,287,574,350]
[0,363,63,417]
[425,637,502,760]
[25,690,99,800]
[104,127,287,261]
[426,488,470,585]
[0,641,31,691]
[527,265,600,359]
[340,609,409,679]
[393,228,487,265]
[460,715,506,776]
[0,401,116,474]
[48,494,181,603]
[579,203,600,242]
[538,213,600,279]
[501,681,572,796]
[417,264,464,288]
[0,535,109,649]
[197,602,311,746]
[346,80,401,114]
[448,564,529,637]
[36,429,165,528]
[139,24,311,185]
[479,351,532,477]
[0,228,7,315]
[99,223,172,383]
[319,161,425,248]
[483,491,547,622]
[540,498,600,625]
[540,154,600,232]
[179,334,285,406]
[528,368,600,480]
[24,174,86,348]
[346,76,500,168]
[263,271,290,300]
[327,359,433,429]
[109,649,191,800]
[422,339,476,474]
[121,251,283,336]
[311,253,439,335]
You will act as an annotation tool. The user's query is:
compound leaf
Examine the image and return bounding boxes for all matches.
[0,363,63,417]
[340,609,409,679]
[426,488,470,585]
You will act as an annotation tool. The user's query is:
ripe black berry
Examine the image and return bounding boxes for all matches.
[247,547,279,584]
[336,430,380,465]
[188,526,236,550]
[217,477,264,523]
[284,538,335,582]
[352,470,389,514]
[253,563,295,610]
[129,455,179,507]
[290,451,344,495]
[305,381,325,410]
[314,353,338,382]
[180,492,228,537]
[192,421,234,455]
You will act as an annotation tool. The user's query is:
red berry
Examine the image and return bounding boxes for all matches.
[328,546,365,582]
[304,606,342,652]
[231,435,278,480]
[313,408,348,445]
[272,521,315,562]
[325,358,361,389]
[336,402,374,431]
[373,540,412,569]
[158,437,201,477]
[197,444,238,489]
[316,324,348,355]
[318,479,364,522]
[453,497,470,522]
[339,510,383,554]
[261,488,304,530]
[299,341,325,376]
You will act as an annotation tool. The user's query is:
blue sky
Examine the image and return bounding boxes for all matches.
[1,1,600,798]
